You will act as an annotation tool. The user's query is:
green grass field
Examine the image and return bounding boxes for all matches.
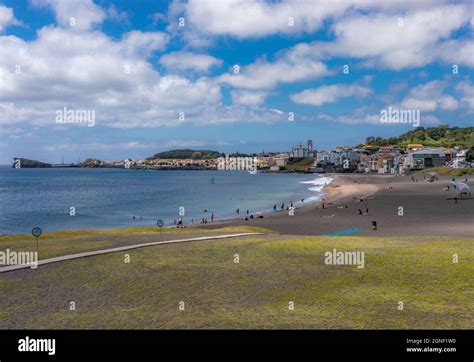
[0,225,271,260]
[1,228,472,329]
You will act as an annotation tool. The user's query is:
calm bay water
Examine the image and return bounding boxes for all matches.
[0,166,330,234]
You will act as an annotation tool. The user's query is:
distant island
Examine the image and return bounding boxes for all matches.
[12,157,52,168]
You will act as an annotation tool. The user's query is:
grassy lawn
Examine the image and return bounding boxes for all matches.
[0,233,472,329]
[0,225,271,260]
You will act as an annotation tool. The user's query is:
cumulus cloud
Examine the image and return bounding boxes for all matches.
[170,0,353,39]
[31,0,106,31]
[159,51,222,72]
[290,84,372,106]
[401,81,459,112]
[231,90,269,106]
[0,5,22,32]
[455,80,474,112]
[219,55,330,90]
[264,2,474,71]
[0,25,224,128]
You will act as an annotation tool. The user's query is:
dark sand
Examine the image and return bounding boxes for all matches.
[196,173,473,237]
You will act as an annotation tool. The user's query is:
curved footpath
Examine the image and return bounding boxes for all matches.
[0,232,265,273]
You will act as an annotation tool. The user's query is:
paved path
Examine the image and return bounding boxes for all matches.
[0,232,265,273]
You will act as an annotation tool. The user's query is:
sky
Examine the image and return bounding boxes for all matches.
[0,0,473,164]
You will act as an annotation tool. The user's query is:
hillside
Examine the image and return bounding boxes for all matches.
[151,149,222,160]
[12,157,51,168]
[363,125,474,148]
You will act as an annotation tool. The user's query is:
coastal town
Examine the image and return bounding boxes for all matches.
[100,142,472,174]
[14,126,474,175]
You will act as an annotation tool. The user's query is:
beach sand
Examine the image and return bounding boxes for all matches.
[196,173,474,237]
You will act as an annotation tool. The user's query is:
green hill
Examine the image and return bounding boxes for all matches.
[151,149,222,160]
[363,126,474,148]
[12,157,51,168]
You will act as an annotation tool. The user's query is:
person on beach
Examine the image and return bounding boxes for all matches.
[281,203,285,210]
[358,209,362,215]
[173,218,176,225]
[301,198,304,203]
[273,205,277,212]
[290,201,293,208]
[321,199,326,209]
[236,208,240,215]
[246,209,249,215]
[211,213,214,222]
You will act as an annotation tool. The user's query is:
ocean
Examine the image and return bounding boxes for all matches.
[0,166,331,234]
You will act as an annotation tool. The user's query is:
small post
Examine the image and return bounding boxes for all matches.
[157,219,164,241]
[31,227,42,255]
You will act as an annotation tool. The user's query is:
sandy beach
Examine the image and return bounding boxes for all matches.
[197,173,473,237]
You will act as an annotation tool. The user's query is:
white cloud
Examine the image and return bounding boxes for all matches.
[160,51,222,72]
[0,5,21,32]
[278,2,473,70]
[456,80,474,111]
[231,90,269,106]
[173,0,353,39]
[401,81,459,112]
[317,109,443,126]
[219,56,330,90]
[0,24,288,128]
[32,0,106,31]
[121,31,169,56]
[290,84,372,106]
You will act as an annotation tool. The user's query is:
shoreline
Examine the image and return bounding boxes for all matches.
[2,173,472,238]
[196,173,473,238]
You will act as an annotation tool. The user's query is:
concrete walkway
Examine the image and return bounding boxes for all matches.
[0,232,265,273]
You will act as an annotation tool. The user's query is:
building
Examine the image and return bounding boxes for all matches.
[290,140,315,158]
[404,148,445,169]
[276,157,289,167]
[407,143,424,151]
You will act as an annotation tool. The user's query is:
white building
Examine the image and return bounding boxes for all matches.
[290,140,315,158]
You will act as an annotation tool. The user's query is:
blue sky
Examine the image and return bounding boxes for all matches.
[0,0,472,163]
